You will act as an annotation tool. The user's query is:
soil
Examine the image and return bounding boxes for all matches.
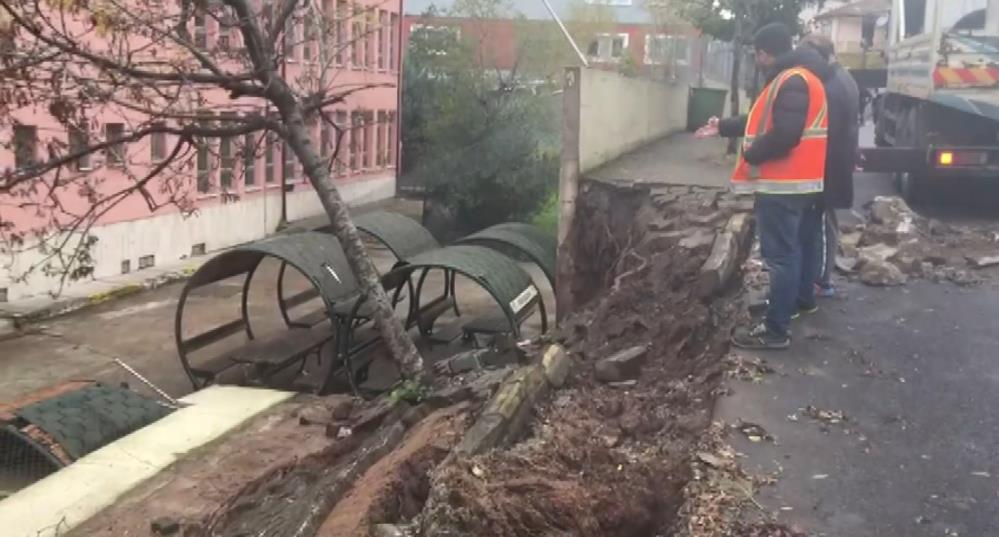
[416,181,748,536]
[317,404,468,536]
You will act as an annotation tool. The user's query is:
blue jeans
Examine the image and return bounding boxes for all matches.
[755,193,823,337]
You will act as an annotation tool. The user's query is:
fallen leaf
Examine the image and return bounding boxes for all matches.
[471,465,486,479]
[812,474,829,480]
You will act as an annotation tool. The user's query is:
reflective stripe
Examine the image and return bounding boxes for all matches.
[811,103,828,129]
[731,179,824,194]
[745,127,826,143]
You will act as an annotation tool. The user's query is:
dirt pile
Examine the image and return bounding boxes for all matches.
[415,182,748,536]
[842,196,999,287]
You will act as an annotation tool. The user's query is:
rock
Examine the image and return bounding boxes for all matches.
[725,212,754,247]
[330,398,355,421]
[860,258,907,287]
[679,230,716,250]
[688,211,723,225]
[835,256,859,273]
[151,516,180,536]
[869,196,916,226]
[372,524,408,537]
[426,384,474,407]
[595,346,649,383]
[541,344,572,388]
[968,255,999,268]
[857,243,899,264]
[840,231,863,249]
[698,231,738,298]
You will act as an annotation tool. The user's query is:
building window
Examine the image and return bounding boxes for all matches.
[350,111,361,171]
[284,15,297,61]
[105,123,126,167]
[283,141,295,181]
[644,34,689,66]
[376,111,386,167]
[588,33,629,62]
[363,111,373,168]
[150,123,167,162]
[387,111,396,166]
[389,13,398,70]
[353,19,364,68]
[13,125,37,170]
[219,136,234,190]
[194,11,207,48]
[336,1,348,65]
[303,16,315,61]
[377,11,386,70]
[243,133,256,186]
[196,112,212,192]
[335,110,347,175]
[68,125,92,171]
[265,134,275,183]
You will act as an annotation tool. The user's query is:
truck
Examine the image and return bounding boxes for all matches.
[868,0,999,202]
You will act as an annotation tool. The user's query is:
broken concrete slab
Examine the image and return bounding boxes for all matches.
[697,231,738,298]
[680,229,717,250]
[968,255,999,269]
[595,346,649,383]
[860,258,907,287]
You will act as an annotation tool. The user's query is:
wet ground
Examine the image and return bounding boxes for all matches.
[717,125,999,536]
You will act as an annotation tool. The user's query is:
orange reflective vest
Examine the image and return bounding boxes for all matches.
[731,67,828,195]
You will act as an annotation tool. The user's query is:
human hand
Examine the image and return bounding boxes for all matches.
[695,116,720,139]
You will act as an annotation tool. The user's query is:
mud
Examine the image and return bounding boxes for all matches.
[416,181,748,536]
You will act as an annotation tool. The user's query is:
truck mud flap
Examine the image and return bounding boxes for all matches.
[858,147,926,173]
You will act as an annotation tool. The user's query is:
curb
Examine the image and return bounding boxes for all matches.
[455,344,571,455]
[0,266,198,337]
[697,213,754,298]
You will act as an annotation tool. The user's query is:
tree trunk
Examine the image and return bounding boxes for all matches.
[268,86,425,379]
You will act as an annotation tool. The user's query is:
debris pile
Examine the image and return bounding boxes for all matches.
[839,196,999,287]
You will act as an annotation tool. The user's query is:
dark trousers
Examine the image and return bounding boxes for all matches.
[755,193,823,338]
[818,207,839,288]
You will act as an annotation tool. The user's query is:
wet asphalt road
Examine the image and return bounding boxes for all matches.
[716,125,999,536]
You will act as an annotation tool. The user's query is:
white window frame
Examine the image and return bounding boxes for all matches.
[585,0,632,6]
[644,34,690,66]
[589,33,629,62]
[410,23,461,56]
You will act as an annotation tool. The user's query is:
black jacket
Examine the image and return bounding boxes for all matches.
[821,58,860,209]
[719,46,834,175]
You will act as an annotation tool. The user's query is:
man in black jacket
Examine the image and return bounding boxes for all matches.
[699,23,833,349]
[801,34,860,297]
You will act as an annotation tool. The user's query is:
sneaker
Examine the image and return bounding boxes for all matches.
[815,283,836,298]
[731,323,790,350]
[791,304,819,320]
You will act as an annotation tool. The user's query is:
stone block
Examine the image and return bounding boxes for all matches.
[595,346,649,383]
[455,413,506,455]
[541,345,572,388]
[697,231,738,298]
[725,212,753,248]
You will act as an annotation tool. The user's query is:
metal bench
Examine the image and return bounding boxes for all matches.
[457,222,557,289]
[175,232,382,392]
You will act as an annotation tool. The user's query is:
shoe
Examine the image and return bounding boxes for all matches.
[791,304,819,320]
[815,283,836,298]
[731,323,790,350]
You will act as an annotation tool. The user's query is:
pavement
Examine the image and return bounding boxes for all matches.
[586,131,733,188]
[717,125,999,536]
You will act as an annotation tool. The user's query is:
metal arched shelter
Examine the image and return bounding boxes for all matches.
[174,232,360,389]
[457,222,556,289]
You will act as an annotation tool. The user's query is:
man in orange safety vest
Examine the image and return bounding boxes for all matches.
[697,22,832,350]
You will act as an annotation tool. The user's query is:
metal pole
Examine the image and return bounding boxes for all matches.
[539,0,589,67]
[113,358,185,408]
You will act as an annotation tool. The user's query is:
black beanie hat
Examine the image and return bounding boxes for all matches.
[754,22,793,56]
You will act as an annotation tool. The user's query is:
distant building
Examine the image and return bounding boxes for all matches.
[807,0,891,69]
[0,1,403,302]
[401,0,701,80]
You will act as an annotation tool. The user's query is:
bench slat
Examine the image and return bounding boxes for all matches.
[181,319,247,353]
[189,324,335,381]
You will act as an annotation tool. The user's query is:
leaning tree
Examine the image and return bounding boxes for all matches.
[0,0,425,377]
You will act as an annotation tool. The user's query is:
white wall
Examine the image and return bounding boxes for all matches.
[577,68,689,173]
[0,174,395,301]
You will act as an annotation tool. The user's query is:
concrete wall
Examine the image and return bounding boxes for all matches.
[0,174,395,302]
[575,68,689,173]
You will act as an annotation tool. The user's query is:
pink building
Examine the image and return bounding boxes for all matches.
[0,1,403,302]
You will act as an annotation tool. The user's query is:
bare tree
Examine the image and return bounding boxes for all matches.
[0,0,425,377]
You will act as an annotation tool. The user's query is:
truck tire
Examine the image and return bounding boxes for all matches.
[893,105,931,204]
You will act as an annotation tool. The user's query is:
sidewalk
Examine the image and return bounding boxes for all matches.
[0,197,423,338]
[587,131,734,187]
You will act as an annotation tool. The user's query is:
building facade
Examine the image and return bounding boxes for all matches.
[807,0,891,68]
[401,0,701,81]
[0,0,403,302]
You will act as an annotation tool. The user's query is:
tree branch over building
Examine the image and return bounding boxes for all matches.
[0,0,425,376]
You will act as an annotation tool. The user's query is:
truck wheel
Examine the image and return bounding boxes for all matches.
[899,171,931,204]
